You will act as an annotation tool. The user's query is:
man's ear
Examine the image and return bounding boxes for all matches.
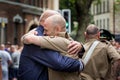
[84,32,87,39]
[97,32,100,39]
[55,26,61,32]
[84,32,87,37]
[54,26,60,35]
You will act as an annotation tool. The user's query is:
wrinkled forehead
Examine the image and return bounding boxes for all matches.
[43,20,51,29]
[40,10,60,21]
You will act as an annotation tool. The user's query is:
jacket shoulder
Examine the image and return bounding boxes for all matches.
[100,40,111,46]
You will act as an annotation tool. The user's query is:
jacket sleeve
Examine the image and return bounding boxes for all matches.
[27,45,83,72]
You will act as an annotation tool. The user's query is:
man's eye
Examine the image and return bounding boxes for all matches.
[45,30,47,32]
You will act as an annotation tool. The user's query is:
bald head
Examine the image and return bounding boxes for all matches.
[86,24,99,35]
[85,24,100,39]
[39,10,61,24]
[43,14,66,36]
[0,44,5,50]
[45,14,66,31]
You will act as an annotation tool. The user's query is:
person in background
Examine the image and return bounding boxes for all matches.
[17,45,23,53]
[26,18,39,33]
[68,24,120,80]
[81,24,120,80]
[18,10,84,80]
[5,41,12,53]
[9,45,20,80]
[114,41,120,54]
[0,57,2,80]
[99,29,120,79]
[99,29,113,42]
[100,29,120,54]
[0,44,12,80]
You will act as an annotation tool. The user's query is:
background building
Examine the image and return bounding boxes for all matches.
[91,0,120,34]
[0,0,59,45]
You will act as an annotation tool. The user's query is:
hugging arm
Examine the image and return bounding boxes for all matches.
[22,32,85,56]
[23,45,84,72]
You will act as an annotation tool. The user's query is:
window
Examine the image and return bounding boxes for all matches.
[16,0,20,2]
[107,18,109,29]
[43,0,48,8]
[98,4,100,14]
[24,0,29,4]
[31,0,35,6]
[96,20,98,26]
[40,0,43,8]
[103,1,105,13]
[37,0,40,7]
[93,5,95,15]
[107,0,109,12]
[96,4,99,14]
[103,19,105,29]
[100,3,101,14]
[100,19,102,29]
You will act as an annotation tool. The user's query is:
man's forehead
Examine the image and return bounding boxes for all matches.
[43,22,49,29]
[44,19,51,25]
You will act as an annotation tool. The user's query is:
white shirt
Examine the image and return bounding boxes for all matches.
[0,50,12,71]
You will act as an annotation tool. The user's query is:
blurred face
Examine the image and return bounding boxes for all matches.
[0,44,5,50]
[43,20,56,36]
[10,46,16,53]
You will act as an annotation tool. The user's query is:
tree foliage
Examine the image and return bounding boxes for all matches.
[60,0,95,42]
[115,0,120,11]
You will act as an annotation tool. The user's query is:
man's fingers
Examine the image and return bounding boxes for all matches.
[67,41,74,49]
[67,41,77,49]
[68,41,82,54]
[68,44,80,54]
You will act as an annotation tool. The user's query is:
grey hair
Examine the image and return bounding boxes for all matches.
[86,24,99,35]
[39,10,61,23]
[46,14,66,31]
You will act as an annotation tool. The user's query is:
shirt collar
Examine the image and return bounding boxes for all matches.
[57,32,70,39]
[85,39,98,43]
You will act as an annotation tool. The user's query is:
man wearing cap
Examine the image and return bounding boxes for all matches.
[99,29,113,42]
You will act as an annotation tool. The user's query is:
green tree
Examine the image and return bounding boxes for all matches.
[115,0,120,11]
[60,0,97,42]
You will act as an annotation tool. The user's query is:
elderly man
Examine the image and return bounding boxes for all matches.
[18,10,84,80]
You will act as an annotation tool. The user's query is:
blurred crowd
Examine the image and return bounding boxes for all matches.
[99,29,120,54]
[0,18,38,80]
[111,40,120,54]
[0,41,23,80]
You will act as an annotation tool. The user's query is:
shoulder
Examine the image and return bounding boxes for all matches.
[42,36,70,41]
[101,40,111,44]
[0,51,11,59]
[0,51,9,55]
[4,51,11,58]
[99,40,111,47]
[95,41,110,50]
